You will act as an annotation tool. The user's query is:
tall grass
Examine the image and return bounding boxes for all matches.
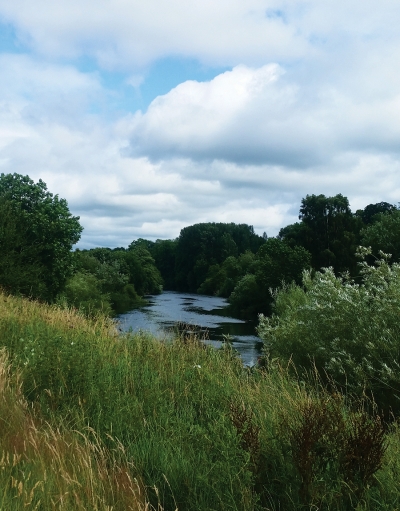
[0,347,151,510]
[0,290,400,509]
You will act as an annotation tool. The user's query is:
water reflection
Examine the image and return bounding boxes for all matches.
[117,291,263,366]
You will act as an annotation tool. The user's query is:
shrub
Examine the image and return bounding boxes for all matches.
[258,247,400,415]
[61,271,113,316]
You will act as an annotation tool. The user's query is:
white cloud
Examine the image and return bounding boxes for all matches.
[127,63,400,169]
[1,1,400,248]
[0,0,310,68]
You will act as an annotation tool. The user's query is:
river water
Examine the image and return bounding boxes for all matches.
[117,291,263,366]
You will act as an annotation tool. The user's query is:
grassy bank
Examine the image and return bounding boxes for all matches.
[0,291,400,510]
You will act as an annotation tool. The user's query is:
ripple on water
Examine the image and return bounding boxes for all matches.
[118,291,263,366]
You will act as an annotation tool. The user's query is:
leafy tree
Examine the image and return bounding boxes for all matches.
[175,223,265,292]
[0,200,45,298]
[62,271,113,316]
[280,194,360,274]
[229,239,311,318]
[151,239,178,290]
[126,244,163,295]
[228,274,262,318]
[358,201,397,225]
[72,246,161,314]
[197,252,256,297]
[0,173,82,300]
[360,209,400,262]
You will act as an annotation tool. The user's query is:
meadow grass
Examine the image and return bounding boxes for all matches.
[0,290,400,510]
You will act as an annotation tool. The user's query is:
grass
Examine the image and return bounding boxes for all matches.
[0,290,400,510]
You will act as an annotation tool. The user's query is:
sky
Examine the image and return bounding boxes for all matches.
[0,0,400,248]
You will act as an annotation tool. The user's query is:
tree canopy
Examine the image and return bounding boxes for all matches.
[0,173,82,300]
[174,222,265,292]
[279,194,361,274]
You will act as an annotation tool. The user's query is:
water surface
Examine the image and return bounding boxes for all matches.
[118,291,263,366]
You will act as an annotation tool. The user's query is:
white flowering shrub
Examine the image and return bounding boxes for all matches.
[258,248,400,414]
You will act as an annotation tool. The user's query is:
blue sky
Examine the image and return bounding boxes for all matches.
[0,0,400,248]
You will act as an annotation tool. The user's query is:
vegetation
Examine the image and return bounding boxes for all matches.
[142,195,400,320]
[1,172,400,507]
[0,173,82,301]
[258,248,400,417]
[63,246,163,315]
[2,172,399,321]
[0,173,162,316]
[1,291,400,510]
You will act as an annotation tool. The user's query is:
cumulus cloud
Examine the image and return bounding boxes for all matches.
[1,0,400,248]
[128,63,400,168]
[127,64,327,166]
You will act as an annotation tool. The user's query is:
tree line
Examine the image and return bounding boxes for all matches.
[141,194,400,319]
[1,172,399,319]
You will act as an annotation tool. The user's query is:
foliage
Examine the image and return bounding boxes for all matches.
[174,223,265,292]
[0,173,82,301]
[150,239,178,290]
[126,244,163,295]
[258,248,400,415]
[61,271,113,316]
[198,251,257,297]
[67,246,162,315]
[1,291,400,510]
[0,200,46,299]
[280,193,362,274]
[228,239,311,318]
[358,201,397,225]
[282,393,386,507]
[361,209,400,262]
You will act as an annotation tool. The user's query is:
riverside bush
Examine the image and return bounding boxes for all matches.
[1,290,400,509]
[258,247,400,416]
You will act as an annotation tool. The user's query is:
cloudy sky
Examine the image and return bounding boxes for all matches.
[0,0,399,248]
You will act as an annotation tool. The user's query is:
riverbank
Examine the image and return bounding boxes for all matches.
[0,290,399,510]
[118,291,262,366]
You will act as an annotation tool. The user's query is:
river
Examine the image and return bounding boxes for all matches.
[117,291,263,366]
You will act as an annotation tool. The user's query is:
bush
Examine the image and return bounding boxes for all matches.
[61,271,113,316]
[258,247,400,415]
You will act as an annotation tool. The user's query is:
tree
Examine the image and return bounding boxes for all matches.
[280,194,360,274]
[174,223,265,292]
[360,209,400,262]
[228,239,311,319]
[0,173,82,300]
[151,239,178,290]
[359,201,397,225]
[0,200,45,298]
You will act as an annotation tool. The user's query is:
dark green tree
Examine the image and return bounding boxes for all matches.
[280,194,360,274]
[175,223,265,292]
[126,244,163,295]
[229,239,311,318]
[360,209,400,262]
[198,251,257,297]
[358,201,397,225]
[0,173,82,300]
[0,200,45,298]
[148,239,178,290]
[71,245,162,314]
